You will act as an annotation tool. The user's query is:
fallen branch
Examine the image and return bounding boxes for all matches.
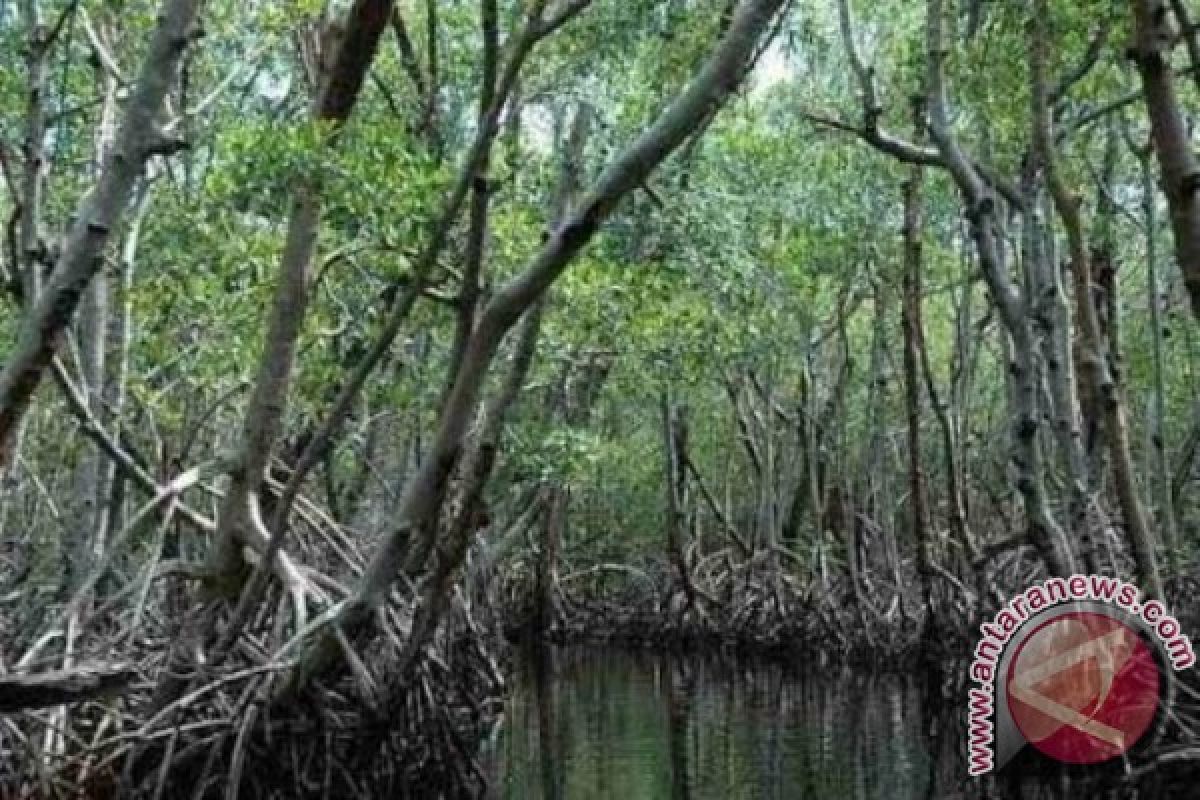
[0,665,137,712]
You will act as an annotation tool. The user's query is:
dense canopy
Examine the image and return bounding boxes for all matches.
[1,0,1199,796]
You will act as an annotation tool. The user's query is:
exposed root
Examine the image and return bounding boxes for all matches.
[0,490,506,800]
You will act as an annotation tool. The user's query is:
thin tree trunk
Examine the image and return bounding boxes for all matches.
[17,0,48,305]
[663,391,698,612]
[441,0,498,404]
[926,0,1075,577]
[96,182,151,579]
[61,57,119,693]
[532,102,593,636]
[0,0,203,468]
[1138,143,1180,565]
[1023,179,1098,570]
[862,284,900,587]
[1132,0,1200,318]
[388,299,546,684]
[1033,0,1164,597]
[145,1,399,717]
[919,264,979,574]
[900,100,935,619]
[421,0,441,155]
[265,0,559,552]
[535,481,566,633]
[207,0,397,586]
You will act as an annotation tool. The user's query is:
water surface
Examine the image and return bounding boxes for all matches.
[484,648,947,799]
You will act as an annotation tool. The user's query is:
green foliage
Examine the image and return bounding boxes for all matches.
[2,0,1197,592]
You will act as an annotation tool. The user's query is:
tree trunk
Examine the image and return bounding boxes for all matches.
[17,0,48,305]
[900,104,935,617]
[441,0,498,404]
[926,0,1076,577]
[385,299,546,685]
[1132,0,1200,318]
[662,391,698,612]
[296,0,787,689]
[95,182,151,584]
[0,0,203,468]
[65,34,118,595]
[207,0,398,587]
[1034,0,1164,597]
[0,666,137,713]
[1023,180,1098,571]
[1138,143,1180,566]
[532,102,594,636]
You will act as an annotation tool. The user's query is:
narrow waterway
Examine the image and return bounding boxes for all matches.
[483,648,949,799]
[481,646,1196,799]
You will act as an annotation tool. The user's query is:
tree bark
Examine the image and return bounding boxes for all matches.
[529,102,593,636]
[0,0,203,469]
[0,666,136,713]
[1137,141,1180,566]
[60,54,120,703]
[900,101,935,617]
[926,0,1076,577]
[1034,0,1164,597]
[441,0,498,404]
[262,0,560,554]
[207,0,397,586]
[1022,179,1097,571]
[364,300,546,691]
[662,391,698,612]
[1132,0,1200,318]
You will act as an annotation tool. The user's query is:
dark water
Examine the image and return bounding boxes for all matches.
[482,648,952,800]
[480,647,1195,799]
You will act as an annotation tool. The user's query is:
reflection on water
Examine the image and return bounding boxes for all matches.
[482,647,1187,799]
[483,647,940,800]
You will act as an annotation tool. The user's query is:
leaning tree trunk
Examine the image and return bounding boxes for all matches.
[206,0,398,588]
[0,0,203,468]
[391,301,546,683]
[151,0,398,716]
[259,0,562,573]
[293,0,788,688]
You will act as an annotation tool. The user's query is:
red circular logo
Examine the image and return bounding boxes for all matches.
[1006,611,1161,764]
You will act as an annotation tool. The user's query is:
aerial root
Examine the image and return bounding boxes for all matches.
[1,489,504,799]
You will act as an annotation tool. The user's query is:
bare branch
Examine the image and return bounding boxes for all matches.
[1050,21,1111,104]
[538,0,595,39]
[389,7,427,99]
[80,8,124,83]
